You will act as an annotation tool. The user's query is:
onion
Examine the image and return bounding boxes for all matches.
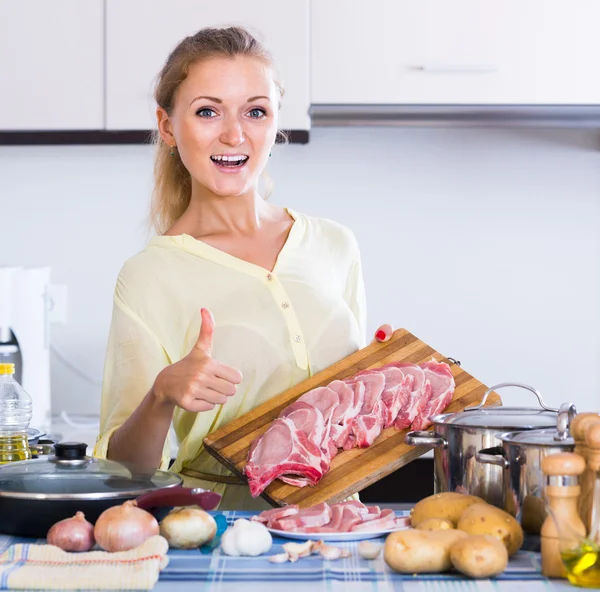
[159,507,217,549]
[47,511,95,552]
[94,500,159,552]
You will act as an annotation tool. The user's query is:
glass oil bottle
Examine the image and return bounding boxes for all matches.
[556,422,600,587]
[0,363,32,463]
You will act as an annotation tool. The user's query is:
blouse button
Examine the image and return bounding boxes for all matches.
[294,335,301,342]
[281,302,289,309]
[266,273,273,281]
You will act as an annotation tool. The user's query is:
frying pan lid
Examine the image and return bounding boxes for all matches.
[0,442,181,500]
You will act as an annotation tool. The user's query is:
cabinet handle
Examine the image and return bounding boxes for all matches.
[409,64,498,74]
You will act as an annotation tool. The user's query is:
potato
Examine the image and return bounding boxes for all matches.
[450,535,509,578]
[416,518,454,531]
[457,503,524,556]
[410,492,487,528]
[384,529,468,573]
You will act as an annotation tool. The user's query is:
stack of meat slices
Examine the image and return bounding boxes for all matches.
[252,500,410,533]
[245,359,455,497]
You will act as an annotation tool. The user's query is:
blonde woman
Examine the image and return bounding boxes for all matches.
[94,26,392,510]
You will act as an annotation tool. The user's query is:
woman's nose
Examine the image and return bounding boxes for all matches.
[220,118,245,147]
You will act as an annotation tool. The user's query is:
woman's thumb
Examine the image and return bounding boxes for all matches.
[195,308,214,355]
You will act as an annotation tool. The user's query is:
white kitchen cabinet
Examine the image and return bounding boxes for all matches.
[312,0,600,105]
[0,0,103,130]
[106,0,310,131]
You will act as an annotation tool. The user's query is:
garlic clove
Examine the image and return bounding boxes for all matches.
[268,553,290,563]
[358,540,382,560]
[282,540,317,562]
[317,543,352,560]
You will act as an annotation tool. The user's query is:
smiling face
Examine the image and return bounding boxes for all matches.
[157,56,279,199]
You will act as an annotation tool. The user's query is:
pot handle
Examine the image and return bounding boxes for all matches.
[554,402,577,441]
[135,486,221,512]
[475,448,509,469]
[405,431,448,448]
[464,382,558,413]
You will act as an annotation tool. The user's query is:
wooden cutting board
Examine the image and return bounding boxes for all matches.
[203,328,501,507]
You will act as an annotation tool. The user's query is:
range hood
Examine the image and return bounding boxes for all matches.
[310,104,600,128]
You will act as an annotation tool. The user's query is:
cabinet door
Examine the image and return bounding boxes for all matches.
[312,0,600,105]
[106,0,309,131]
[0,0,103,130]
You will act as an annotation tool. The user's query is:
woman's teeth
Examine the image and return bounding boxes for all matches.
[210,155,249,167]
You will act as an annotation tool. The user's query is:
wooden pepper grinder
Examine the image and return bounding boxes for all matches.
[541,452,587,578]
[571,413,600,532]
[585,422,600,543]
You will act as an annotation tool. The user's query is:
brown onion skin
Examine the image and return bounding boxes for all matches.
[94,500,159,552]
[47,511,95,552]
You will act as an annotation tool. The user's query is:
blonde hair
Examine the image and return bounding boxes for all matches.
[150,26,286,235]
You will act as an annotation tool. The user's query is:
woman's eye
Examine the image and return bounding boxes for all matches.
[248,108,266,119]
[196,108,217,118]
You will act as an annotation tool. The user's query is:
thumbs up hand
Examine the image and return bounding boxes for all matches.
[153,308,243,413]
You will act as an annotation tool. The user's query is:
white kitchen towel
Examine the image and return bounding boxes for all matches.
[0,535,168,590]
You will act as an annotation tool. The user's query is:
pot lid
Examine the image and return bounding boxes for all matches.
[0,442,182,500]
[433,407,558,430]
[432,382,573,430]
[499,428,575,447]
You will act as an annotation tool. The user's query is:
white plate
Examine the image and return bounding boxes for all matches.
[267,525,407,542]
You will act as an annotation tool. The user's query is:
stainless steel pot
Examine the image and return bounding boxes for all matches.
[476,404,576,534]
[405,383,564,508]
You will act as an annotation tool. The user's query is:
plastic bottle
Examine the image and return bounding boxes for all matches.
[0,363,32,463]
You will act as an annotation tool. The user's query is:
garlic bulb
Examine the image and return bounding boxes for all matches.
[159,507,217,549]
[220,519,272,556]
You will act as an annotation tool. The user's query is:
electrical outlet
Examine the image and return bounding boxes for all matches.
[47,284,68,324]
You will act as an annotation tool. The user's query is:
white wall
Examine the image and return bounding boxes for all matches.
[1,127,598,421]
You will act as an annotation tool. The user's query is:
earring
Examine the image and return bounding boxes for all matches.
[269,151,272,158]
[169,145,176,157]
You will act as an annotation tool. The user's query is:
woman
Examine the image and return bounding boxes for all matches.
[93,26,392,510]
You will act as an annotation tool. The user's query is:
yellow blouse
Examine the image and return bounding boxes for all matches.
[93,208,367,509]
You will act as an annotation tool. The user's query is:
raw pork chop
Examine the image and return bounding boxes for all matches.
[251,505,299,526]
[270,502,332,531]
[389,362,433,430]
[379,368,415,428]
[245,416,324,497]
[411,360,455,430]
[327,380,364,449]
[347,372,386,447]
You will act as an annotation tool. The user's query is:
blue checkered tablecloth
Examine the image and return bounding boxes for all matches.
[0,510,575,591]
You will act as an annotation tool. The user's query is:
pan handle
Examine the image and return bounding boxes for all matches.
[135,486,221,512]
[405,431,448,448]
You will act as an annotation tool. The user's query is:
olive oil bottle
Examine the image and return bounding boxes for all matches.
[561,539,600,587]
[0,363,32,463]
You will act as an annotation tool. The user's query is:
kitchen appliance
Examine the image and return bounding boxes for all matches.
[0,442,221,537]
[405,383,567,509]
[476,403,576,534]
[0,266,51,432]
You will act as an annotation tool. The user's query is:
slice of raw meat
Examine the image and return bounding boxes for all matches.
[270,502,332,531]
[245,416,324,497]
[297,386,340,425]
[411,360,455,430]
[327,380,356,425]
[251,505,299,525]
[389,363,433,430]
[298,386,340,455]
[347,372,386,448]
[280,401,326,449]
[379,368,415,428]
[350,508,398,532]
